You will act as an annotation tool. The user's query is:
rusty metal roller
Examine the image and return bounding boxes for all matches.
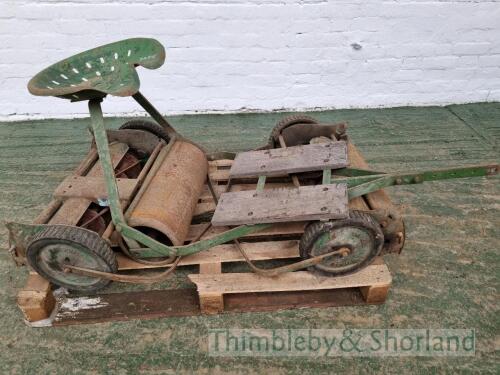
[128,141,208,246]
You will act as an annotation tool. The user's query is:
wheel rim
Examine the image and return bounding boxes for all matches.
[311,225,377,274]
[33,239,111,288]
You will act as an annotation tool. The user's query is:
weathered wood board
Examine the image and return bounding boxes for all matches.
[48,197,91,225]
[211,183,348,226]
[117,240,299,270]
[229,141,348,178]
[52,287,376,326]
[48,142,130,225]
[189,264,391,294]
[54,175,137,201]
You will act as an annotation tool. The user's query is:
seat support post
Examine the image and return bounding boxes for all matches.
[88,99,126,227]
[132,91,177,138]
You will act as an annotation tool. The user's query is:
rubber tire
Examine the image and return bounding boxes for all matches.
[26,226,118,292]
[119,119,170,143]
[299,210,384,276]
[269,114,318,147]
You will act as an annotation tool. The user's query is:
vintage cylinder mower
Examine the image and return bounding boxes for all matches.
[6,38,499,292]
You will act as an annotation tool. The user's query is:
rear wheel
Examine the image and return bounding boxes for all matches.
[119,119,170,143]
[299,210,384,276]
[26,226,117,292]
[269,114,318,147]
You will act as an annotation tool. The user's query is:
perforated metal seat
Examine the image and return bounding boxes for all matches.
[27,38,165,101]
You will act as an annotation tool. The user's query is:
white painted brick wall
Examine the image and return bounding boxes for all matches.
[1,0,499,120]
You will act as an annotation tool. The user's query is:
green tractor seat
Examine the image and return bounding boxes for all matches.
[27,38,165,101]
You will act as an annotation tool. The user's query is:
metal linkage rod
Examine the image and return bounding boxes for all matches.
[342,164,499,200]
[132,91,177,138]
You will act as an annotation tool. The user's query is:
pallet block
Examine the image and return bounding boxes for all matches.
[17,273,56,322]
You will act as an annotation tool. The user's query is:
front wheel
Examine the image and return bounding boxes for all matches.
[299,210,384,276]
[26,226,117,292]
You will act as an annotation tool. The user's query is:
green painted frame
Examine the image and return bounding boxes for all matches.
[7,96,497,262]
[85,96,498,259]
[88,98,271,258]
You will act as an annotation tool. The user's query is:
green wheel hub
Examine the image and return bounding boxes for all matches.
[26,226,117,292]
[299,210,384,276]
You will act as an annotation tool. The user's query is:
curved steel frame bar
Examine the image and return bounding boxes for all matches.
[89,98,271,259]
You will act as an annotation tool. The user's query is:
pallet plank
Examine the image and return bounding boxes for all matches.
[229,141,348,178]
[224,288,368,312]
[189,264,391,294]
[52,287,377,326]
[53,289,200,325]
[187,221,306,242]
[117,240,299,270]
[212,183,348,226]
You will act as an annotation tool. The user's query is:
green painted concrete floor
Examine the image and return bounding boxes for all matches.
[0,103,498,374]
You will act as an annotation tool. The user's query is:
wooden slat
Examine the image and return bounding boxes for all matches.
[54,176,137,201]
[117,240,299,270]
[194,201,216,216]
[53,289,201,325]
[49,142,130,225]
[189,264,392,294]
[209,169,230,182]
[229,141,348,178]
[86,142,129,177]
[212,184,348,226]
[209,159,234,168]
[187,221,306,241]
[48,197,91,225]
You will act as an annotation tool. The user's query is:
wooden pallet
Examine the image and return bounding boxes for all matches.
[48,256,390,325]
[16,141,399,326]
[189,255,391,315]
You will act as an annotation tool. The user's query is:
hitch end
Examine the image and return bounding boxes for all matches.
[486,164,499,176]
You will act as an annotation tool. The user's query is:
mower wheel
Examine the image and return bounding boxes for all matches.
[269,114,318,147]
[119,119,170,143]
[26,226,117,292]
[299,210,384,276]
